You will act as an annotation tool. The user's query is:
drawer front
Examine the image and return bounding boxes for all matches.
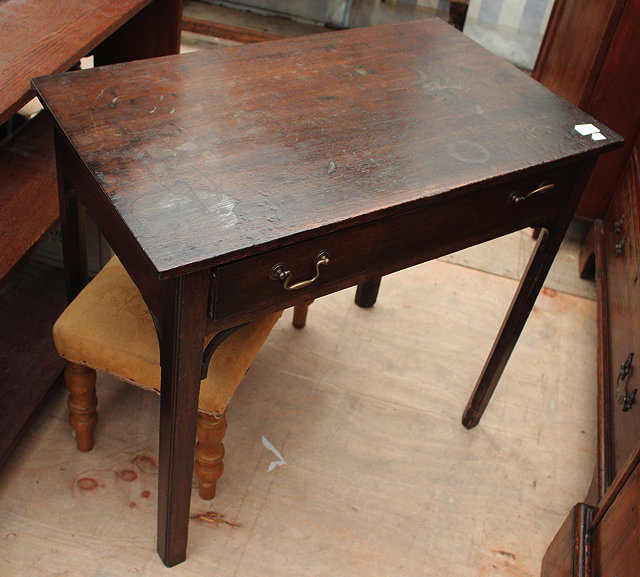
[602,154,640,481]
[211,165,578,323]
[592,458,640,577]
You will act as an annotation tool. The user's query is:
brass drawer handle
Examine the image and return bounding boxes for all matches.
[615,237,627,257]
[270,251,330,291]
[616,352,637,412]
[509,183,556,204]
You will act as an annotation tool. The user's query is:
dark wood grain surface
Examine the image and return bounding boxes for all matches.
[33,19,620,279]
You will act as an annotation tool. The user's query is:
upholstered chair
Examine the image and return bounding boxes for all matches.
[53,256,308,500]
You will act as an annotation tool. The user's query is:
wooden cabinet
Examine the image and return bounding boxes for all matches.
[532,0,640,219]
[501,17,640,560]
[598,144,640,490]
[542,137,640,577]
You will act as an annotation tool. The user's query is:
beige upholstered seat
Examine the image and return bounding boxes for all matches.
[53,256,286,500]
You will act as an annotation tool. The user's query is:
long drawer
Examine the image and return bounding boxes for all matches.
[210,164,580,324]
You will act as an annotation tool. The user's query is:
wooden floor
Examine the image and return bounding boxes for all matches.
[0,253,597,576]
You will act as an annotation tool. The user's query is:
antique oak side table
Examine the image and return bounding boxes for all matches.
[32,19,621,566]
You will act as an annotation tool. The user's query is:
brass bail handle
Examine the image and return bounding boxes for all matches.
[270,251,330,291]
[510,183,556,204]
[616,352,637,411]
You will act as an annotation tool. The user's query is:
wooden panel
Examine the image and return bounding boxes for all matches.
[0,114,57,283]
[94,0,183,66]
[532,0,623,108]
[532,0,640,218]
[592,454,640,577]
[595,218,614,499]
[576,0,640,218]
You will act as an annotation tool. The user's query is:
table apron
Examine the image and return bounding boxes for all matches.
[210,164,581,325]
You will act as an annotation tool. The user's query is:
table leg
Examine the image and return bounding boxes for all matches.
[156,272,209,567]
[462,224,559,429]
[57,177,87,301]
[448,1,469,31]
[462,158,598,429]
[462,226,554,428]
[355,277,382,308]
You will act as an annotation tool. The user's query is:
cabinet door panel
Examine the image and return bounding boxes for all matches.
[602,146,640,485]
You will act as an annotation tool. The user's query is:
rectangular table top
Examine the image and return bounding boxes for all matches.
[32,18,621,278]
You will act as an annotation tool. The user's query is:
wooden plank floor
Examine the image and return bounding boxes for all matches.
[0,255,597,576]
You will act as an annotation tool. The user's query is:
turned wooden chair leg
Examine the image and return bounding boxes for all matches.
[65,362,98,452]
[292,300,314,329]
[194,411,228,500]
